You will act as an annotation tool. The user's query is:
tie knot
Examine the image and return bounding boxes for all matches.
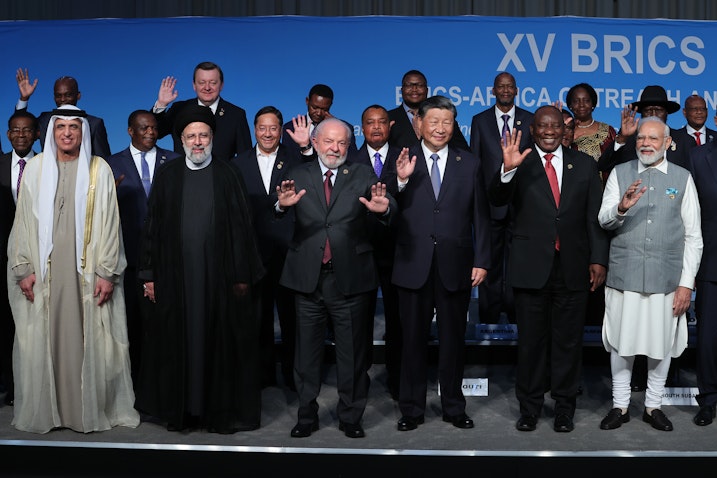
[325,170,333,179]
[430,153,440,162]
[502,114,510,122]
[374,152,381,161]
[18,159,26,167]
[544,153,554,163]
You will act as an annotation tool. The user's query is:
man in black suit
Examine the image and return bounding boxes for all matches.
[277,118,396,439]
[689,136,717,426]
[354,104,401,399]
[152,61,252,161]
[281,83,357,160]
[470,72,534,324]
[107,110,180,381]
[388,70,469,151]
[490,105,609,433]
[673,94,717,149]
[0,110,39,406]
[392,96,491,432]
[233,106,300,391]
[15,68,111,159]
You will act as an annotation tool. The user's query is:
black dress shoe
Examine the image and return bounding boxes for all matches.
[290,420,319,438]
[339,421,365,438]
[516,415,538,431]
[553,413,574,433]
[397,415,424,431]
[693,405,716,426]
[442,413,474,429]
[600,408,630,430]
[642,409,673,431]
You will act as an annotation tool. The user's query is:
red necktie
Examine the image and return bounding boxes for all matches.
[695,132,702,145]
[544,153,560,250]
[322,170,333,264]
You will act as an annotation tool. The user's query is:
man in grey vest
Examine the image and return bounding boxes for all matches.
[597,116,703,432]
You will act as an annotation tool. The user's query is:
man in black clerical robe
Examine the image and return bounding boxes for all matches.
[135,104,265,434]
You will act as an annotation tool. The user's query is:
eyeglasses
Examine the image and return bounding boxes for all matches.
[402,82,427,90]
[9,127,34,135]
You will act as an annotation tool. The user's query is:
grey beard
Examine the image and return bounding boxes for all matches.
[184,143,213,165]
[318,152,347,170]
[637,147,664,166]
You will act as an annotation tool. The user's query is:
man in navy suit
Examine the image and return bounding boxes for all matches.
[0,110,39,406]
[281,84,358,161]
[107,110,180,380]
[470,72,533,324]
[354,104,401,400]
[277,118,397,439]
[673,94,717,150]
[688,135,717,426]
[388,70,469,152]
[15,68,111,159]
[490,106,609,433]
[233,106,300,391]
[392,96,491,432]
[152,62,252,161]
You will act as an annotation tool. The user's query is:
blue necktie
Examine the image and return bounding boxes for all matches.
[501,114,510,142]
[430,153,441,199]
[140,151,151,197]
[374,152,383,177]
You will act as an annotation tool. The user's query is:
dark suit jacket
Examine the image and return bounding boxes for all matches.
[154,97,252,162]
[18,108,112,159]
[232,145,301,264]
[392,146,491,291]
[281,118,358,161]
[489,147,609,291]
[672,126,717,150]
[387,105,470,152]
[279,160,396,295]
[689,142,717,281]
[107,146,180,268]
[0,153,15,264]
[353,143,400,267]
[470,106,534,220]
[598,126,690,173]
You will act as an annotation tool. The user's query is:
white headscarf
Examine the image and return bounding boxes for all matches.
[37,104,92,280]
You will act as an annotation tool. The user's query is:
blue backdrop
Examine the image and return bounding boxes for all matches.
[1,15,715,154]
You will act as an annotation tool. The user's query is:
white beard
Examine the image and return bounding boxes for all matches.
[318,151,347,170]
[184,142,213,165]
[637,145,666,166]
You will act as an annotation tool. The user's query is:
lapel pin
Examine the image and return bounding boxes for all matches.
[277,161,283,170]
[670,142,676,151]
[516,120,522,126]
[567,163,573,169]
[219,108,225,117]
[343,168,349,175]
[456,155,462,161]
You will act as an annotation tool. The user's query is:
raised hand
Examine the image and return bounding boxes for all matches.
[617,178,646,214]
[286,115,311,149]
[359,182,389,213]
[277,179,306,208]
[156,76,178,108]
[396,147,417,182]
[501,130,531,172]
[16,68,38,101]
[620,105,639,138]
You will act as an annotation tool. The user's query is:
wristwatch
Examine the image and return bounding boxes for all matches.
[299,144,312,153]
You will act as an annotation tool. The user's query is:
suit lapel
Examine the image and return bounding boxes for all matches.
[329,163,352,210]
[308,161,329,212]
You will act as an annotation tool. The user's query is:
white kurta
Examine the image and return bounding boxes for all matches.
[7,153,139,433]
[598,159,703,360]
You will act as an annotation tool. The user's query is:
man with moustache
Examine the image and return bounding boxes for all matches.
[277,118,396,439]
[233,106,300,390]
[354,104,401,400]
[598,116,702,432]
[15,68,111,159]
[491,105,608,433]
[136,104,265,433]
[107,110,180,381]
[393,95,491,432]
[470,72,534,324]
[152,61,252,161]
[388,70,469,151]
[0,110,39,406]
[7,105,138,433]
